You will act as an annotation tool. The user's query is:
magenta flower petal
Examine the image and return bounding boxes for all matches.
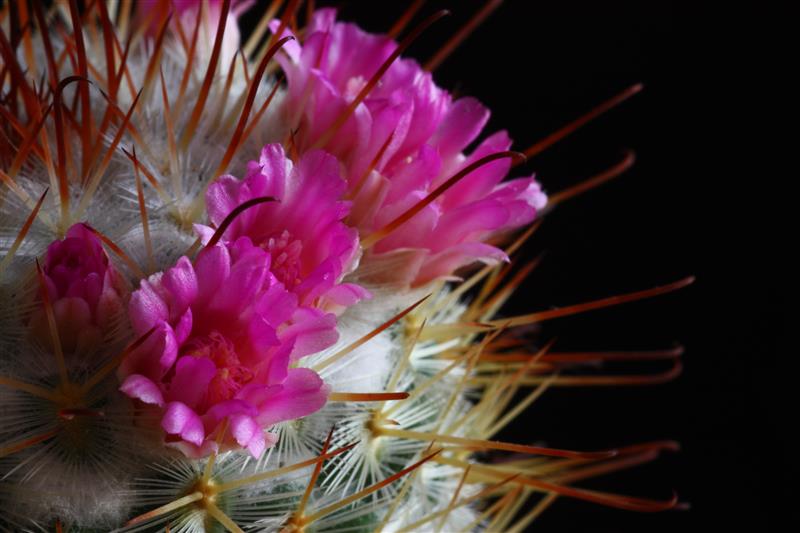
[417,243,510,285]
[205,176,254,232]
[281,308,339,360]
[157,323,180,371]
[129,278,169,334]
[250,143,292,197]
[192,223,215,246]
[260,342,294,385]
[119,374,165,407]
[208,238,271,316]
[173,308,193,346]
[161,257,198,320]
[193,243,231,308]
[246,314,281,355]
[253,282,298,329]
[324,283,373,308]
[203,399,258,427]
[430,97,490,158]
[118,322,177,382]
[162,401,205,447]
[384,144,441,205]
[428,201,510,253]
[438,131,514,210]
[167,356,217,409]
[372,192,439,254]
[488,177,549,228]
[229,414,266,458]
[255,368,330,427]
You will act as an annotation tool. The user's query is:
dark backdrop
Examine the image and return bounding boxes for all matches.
[240,1,787,531]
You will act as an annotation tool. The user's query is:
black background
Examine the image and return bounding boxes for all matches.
[239,1,788,531]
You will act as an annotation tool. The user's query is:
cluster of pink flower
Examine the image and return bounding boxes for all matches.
[119,145,364,458]
[41,5,546,458]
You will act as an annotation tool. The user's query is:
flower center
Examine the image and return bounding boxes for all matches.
[262,230,304,289]
[182,332,253,405]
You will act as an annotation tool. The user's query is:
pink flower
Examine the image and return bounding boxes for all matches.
[118,238,333,458]
[136,0,252,68]
[273,10,547,285]
[34,223,124,353]
[196,144,369,311]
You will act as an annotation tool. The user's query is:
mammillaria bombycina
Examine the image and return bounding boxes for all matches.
[0,1,690,530]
